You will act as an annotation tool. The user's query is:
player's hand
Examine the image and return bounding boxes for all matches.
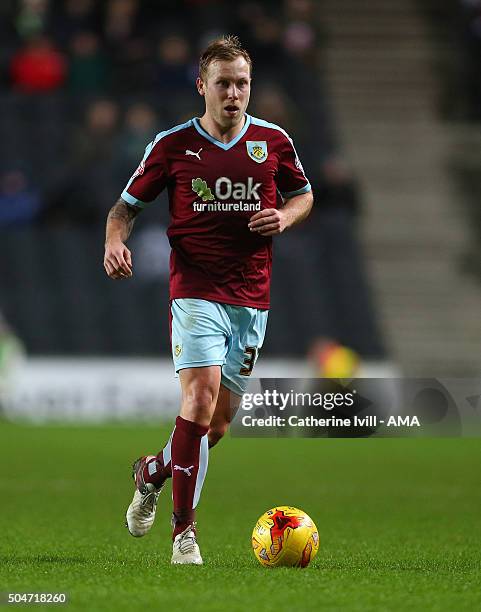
[104,240,133,279]
[248,208,288,236]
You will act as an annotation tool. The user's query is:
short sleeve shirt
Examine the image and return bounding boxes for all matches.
[121,114,311,309]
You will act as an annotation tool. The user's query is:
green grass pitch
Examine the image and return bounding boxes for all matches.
[0,422,480,611]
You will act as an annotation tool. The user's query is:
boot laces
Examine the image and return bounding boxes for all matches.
[139,488,159,516]
[178,527,197,554]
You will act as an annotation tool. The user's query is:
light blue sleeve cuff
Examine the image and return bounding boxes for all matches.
[121,190,149,208]
[281,182,312,199]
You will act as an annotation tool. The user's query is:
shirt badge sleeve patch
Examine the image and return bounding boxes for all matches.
[132,159,145,178]
[246,141,268,163]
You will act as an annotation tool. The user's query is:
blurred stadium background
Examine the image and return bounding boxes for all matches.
[0,0,481,421]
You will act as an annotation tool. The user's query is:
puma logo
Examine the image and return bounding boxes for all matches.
[185,148,202,160]
[174,464,195,476]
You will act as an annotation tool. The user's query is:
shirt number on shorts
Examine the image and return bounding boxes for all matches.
[240,346,257,376]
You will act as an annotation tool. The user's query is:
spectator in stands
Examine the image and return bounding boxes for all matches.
[103,0,152,93]
[71,97,121,204]
[48,0,100,50]
[43,99,120,226]
[155,34,194,93]
[68,30,109,94]
[238,11,286,80]
[73,98,120,164]
[307,157,387,361]
[10,34,67,92]
[0,4,19,87]
[104,0,140,44]
[284,0,317,21]
[251,83,299,135]
[115,102,160,181]
[0,166,42,227]
[15,0,50,40]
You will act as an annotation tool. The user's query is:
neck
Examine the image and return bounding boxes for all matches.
[199,112,246,144]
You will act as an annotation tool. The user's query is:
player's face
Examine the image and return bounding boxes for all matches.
[197,56,251,129]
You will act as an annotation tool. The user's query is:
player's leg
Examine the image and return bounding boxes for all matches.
[169,299,230,563]
[156,304,267,564]
[170,365,220,564]
[207,383,242,448]
[169,307,267,561]
[125,455,165,537]
[129,381,239,512]
[223,304,268,380]
[125,430,174,537]
[173,365,221,534]
[126,299,228,544]
[204,305,269,449]
[130,383,239,505]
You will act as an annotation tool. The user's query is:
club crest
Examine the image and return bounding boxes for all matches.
[246,141,268,163]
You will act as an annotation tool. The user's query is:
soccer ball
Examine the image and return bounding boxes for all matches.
[252,506,319,568]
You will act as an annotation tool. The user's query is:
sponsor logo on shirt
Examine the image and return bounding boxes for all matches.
[192,178,214,201]
[191,177,263,212]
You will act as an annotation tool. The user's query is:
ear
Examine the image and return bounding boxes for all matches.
[196,77,205,97]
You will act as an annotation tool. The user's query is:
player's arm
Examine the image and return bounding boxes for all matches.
[248,190,313,237]
[104,198,141,279]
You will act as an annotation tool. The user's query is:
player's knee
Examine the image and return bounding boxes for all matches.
[182,387,217,424]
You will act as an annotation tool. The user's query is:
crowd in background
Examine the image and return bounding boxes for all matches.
[0,0,386,364]
[0,0,351,229]
[1,0,480,363]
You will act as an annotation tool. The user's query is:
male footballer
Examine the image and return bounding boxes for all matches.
[104,35,313,564]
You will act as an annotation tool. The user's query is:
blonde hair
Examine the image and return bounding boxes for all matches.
[199,35,252,80]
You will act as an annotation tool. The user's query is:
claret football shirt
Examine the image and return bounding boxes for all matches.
[121,113,311,309]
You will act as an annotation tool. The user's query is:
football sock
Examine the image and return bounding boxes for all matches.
[155,426,218,476]
[142,424,218,487]
[144,421,221,487]
[171,416,209,539]
[137,426,173,488]
[141,455,171,489]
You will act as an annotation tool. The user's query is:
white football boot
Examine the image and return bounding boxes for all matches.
[171,525,203,565]
[125,456,163,537]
